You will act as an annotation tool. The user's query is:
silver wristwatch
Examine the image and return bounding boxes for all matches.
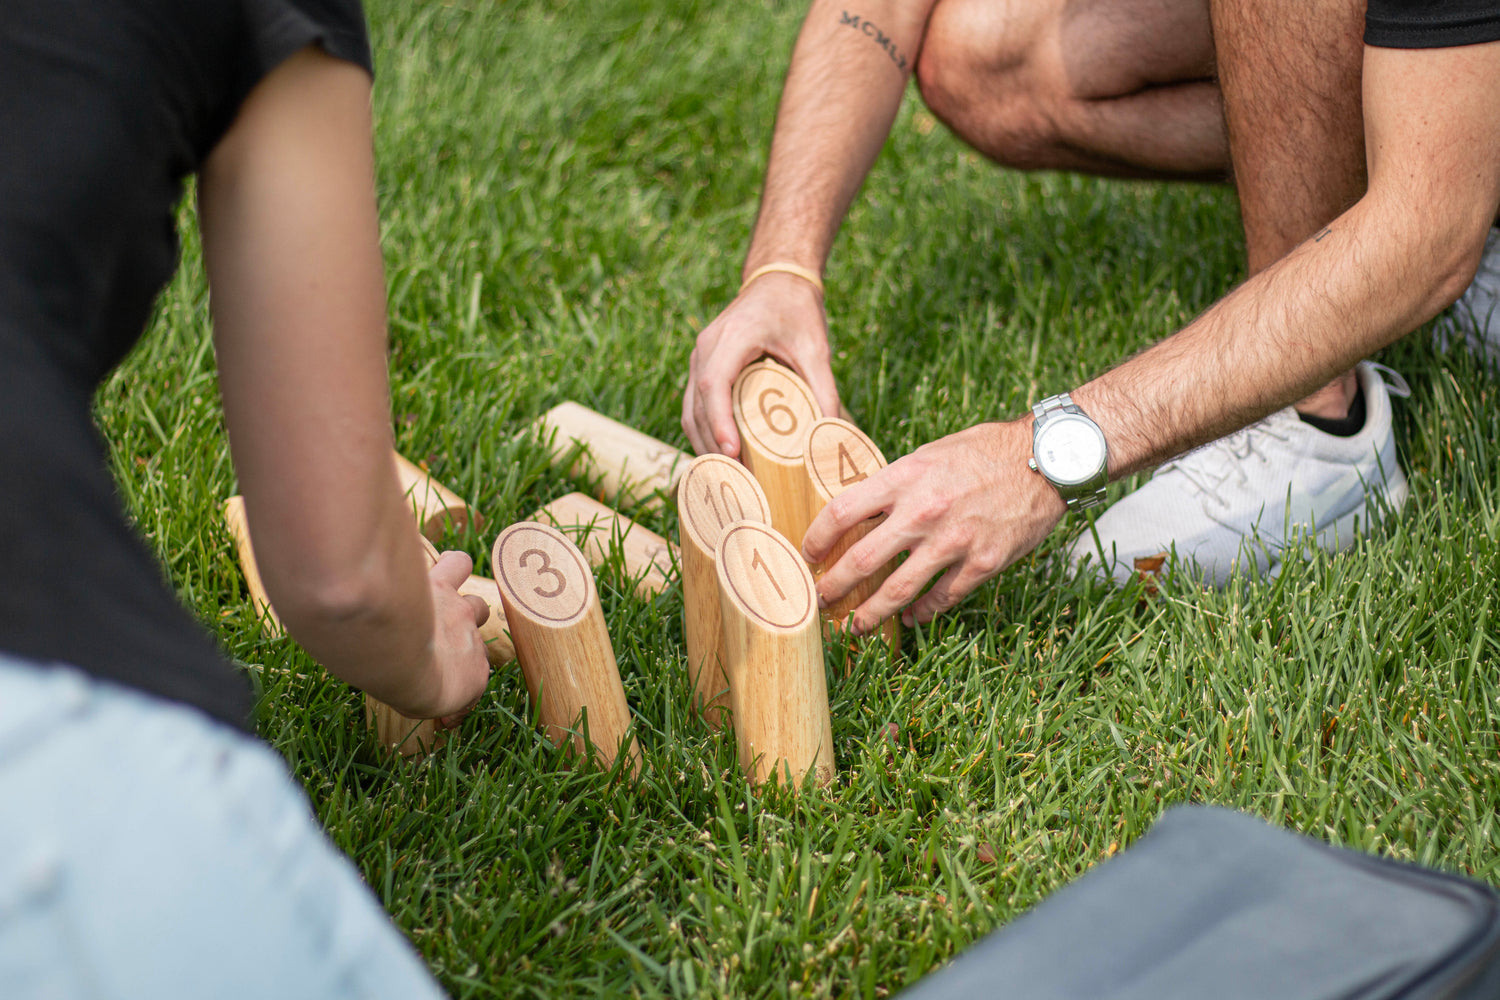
[1029,393,1109,511]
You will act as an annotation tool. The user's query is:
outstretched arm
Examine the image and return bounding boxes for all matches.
[805,39,1500,630]
[683,1,936,455]
[200,48,490,719]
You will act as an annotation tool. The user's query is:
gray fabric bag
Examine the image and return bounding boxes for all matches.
[903,806,1500,999]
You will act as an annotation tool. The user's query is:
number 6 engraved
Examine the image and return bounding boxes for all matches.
[757,387,798,436]
[750,547,787,601]
[519,548,566,599]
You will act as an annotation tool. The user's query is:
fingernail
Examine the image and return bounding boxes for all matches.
[817,592,828,609]
[717,439,734,455]
[901,611,914,628]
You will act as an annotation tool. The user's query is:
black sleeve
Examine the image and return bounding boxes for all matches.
[201,0,373,159]
[1366,0,1500,48]
[241,0,372,82]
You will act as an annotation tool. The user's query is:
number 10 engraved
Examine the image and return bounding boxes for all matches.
[704,481,746,529]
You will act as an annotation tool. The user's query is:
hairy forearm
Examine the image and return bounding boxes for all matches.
[1074,192,1484,477]
[745,0,935,275]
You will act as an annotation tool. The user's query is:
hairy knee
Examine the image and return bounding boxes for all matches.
[916,0,1071,169]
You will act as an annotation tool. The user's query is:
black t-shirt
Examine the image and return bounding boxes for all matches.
[1367,0,1500,48]
[0,0,371,730]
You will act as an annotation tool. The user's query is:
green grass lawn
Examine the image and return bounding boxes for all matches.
[98,0,1500,996]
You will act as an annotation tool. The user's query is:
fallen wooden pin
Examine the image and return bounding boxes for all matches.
[531,401,689,511]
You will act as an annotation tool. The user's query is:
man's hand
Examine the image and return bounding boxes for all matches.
[682,273,841,457]
[801,419,1066,631]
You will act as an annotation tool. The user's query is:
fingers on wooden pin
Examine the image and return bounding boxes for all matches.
[676,455,773,729]
[534,402,689,511]
[731,359,822,549]
[492,522,642,775]
[531,492,675,598]
[803,418,899,649]
[715,521,834,789]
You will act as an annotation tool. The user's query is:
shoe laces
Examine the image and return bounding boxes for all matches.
[1158,415,1293,506]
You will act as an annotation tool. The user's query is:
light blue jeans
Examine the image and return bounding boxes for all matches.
[0,656,446,999]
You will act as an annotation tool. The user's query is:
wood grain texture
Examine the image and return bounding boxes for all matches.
[731,359,823,549]
[530,492,674,598]
[803,418,899,652]
[394,450,481,541]
[675,455,772,729]
[715,521,834,789]
[223,495,282,634]
[534,402,689,511]
[492,522,641,775]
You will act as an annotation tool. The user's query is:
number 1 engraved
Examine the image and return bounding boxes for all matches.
[837,442,867,485]
[750,547,787,601]
[519,548,567,599]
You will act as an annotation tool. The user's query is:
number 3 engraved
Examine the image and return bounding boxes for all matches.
[750,547,787,601]
[757,387,798,436]
[519,548,566,599]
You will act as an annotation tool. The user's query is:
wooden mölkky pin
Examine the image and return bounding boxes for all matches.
[394,450,481,541]
[224,495,282,634]
[731,359,823,549]
[803,417,898,650]
[715,521,834,788]
[676,455,773,729]
[492,522,641,774]
[530,492,674,597]
[533,402,689,511]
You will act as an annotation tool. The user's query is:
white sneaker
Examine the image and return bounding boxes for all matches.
[1068,362,1411,587]
[1439,225,1500,365]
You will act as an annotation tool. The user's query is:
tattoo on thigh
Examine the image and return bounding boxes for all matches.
[838,11,908,72]
[1314,227,1333,242]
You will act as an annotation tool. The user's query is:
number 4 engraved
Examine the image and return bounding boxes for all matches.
[750,547,787,601]
[837,442,867,485]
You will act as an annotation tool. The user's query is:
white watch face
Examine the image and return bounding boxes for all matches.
[1035,414,1106,486]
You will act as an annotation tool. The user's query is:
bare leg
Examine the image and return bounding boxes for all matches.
[916,0,1227,180]
[1210,0,1367,418]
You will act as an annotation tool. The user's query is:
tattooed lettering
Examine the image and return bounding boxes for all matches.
[1313,227,1332,242]
[838,11,908,72]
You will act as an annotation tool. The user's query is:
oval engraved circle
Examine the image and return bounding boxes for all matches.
[680,455,770,552]
[735,366,820,460]
[805,419,887,501]
[719,523,813,630]
[495,523,592,624]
